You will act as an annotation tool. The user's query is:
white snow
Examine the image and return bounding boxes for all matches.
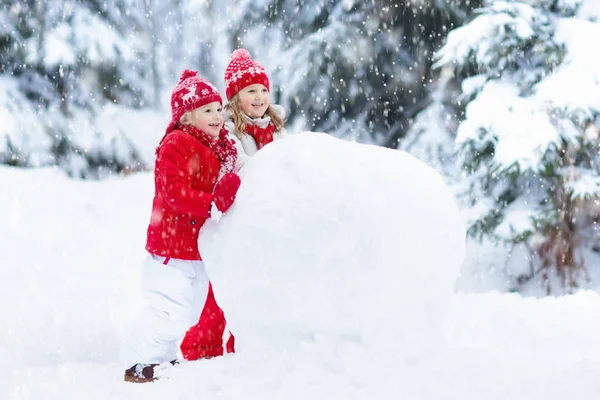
[435,1,538,70]
[42,24,77,67]
[456,80,562,172]
[200,132,465,358]
[24,8,132,69]
[3,134,600,398]
[0,77,53,166]
[400,66,458,174]
[93,104,167,168]
[579,0,600,20]
[535,18,600,121]
[562,166,600,200]
[460,74,487,97]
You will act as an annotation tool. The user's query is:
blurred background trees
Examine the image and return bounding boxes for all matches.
[0,0,480,175]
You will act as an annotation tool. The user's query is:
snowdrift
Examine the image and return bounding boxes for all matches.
[200,132,466,356]
[5,164,600,399]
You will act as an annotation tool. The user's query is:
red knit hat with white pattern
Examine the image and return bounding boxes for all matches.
[166,70,222,134]
[224,49,270,101]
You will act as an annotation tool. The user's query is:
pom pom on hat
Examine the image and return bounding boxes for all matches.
[179,69,198,83]
[224,48,270,101]
[230,48,251,60]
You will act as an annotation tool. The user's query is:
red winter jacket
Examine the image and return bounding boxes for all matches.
[145,129,221,260]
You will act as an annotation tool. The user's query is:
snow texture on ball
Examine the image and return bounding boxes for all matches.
[200,132,465,355]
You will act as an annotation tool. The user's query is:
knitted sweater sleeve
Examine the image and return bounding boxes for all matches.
[155,138,212,218]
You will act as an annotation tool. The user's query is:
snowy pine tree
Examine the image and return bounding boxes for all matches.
[0,0,152,177]
[435,0,600,291]
[1,0,481,175]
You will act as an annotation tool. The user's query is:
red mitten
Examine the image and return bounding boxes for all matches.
[246,124,275,150]
[213,173,241,213]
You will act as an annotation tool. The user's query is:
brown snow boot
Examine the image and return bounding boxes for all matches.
[124,363,158,383]
[124,360,178,383]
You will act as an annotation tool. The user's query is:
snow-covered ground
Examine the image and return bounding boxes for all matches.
[3,135,600,399]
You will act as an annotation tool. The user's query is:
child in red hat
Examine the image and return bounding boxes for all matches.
[223,49,287,169]
[121,70,239,383]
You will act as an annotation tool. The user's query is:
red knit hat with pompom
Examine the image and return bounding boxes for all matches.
[224,49,270,101]
[166,70,222,134]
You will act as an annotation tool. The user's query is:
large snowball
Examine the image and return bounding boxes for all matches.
[200,132,465,356]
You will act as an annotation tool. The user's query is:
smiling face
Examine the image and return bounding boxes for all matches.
[238,84,271,118]
[186,101,224,138]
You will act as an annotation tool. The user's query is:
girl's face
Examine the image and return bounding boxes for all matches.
[188,101,224,138]
[238,84,271,118]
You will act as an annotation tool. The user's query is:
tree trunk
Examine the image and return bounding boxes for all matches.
[144,0,161,108]
[35,0,47,60]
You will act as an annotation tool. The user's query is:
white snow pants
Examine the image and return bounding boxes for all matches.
[120,255,209,368]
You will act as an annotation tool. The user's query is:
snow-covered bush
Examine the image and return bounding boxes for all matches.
[435,0,600,291]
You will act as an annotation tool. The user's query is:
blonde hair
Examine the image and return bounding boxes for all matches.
[225,94,285,139]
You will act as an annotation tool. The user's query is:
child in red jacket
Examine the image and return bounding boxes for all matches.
[223,49,287,170]
[121,70,240,383]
